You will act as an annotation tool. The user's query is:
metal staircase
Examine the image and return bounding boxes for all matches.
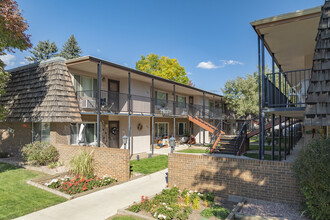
[187,115,226,154]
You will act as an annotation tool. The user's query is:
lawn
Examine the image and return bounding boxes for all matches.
[178,149,210,153]
[130,155,168,174]
[243,153,279,160]
[0,163,66,220]
[249,144,285,151]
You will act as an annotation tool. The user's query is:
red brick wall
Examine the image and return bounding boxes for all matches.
[168,153,302,204]
[55,144,130,181]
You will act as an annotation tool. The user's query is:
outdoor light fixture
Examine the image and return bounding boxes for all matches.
[122,135,128,149]
[170,136,175,153]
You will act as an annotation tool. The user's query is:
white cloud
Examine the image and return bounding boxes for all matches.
[196,61,219,69]
[0,54,16,67]
[96,49,101,53]
[220,59,243,66]
[187,72,192,75]
[19,61,27,65]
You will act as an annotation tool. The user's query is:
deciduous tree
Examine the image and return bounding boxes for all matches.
[0,0,31,119]
[221,73,259,118]
[136,54,190,85]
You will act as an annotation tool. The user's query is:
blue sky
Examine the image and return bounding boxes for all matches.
[2,0,324,94]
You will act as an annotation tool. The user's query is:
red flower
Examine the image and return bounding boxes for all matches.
[82,187,87,191]
[86,179,90,183]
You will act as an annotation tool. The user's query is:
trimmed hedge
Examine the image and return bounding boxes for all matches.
[294,138,330,220]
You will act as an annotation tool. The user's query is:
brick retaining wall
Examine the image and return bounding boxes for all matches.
[168,153,302,204]
[55,144,130,181]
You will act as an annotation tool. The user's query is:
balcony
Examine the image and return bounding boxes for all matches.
[75,90,224,119]
[264,69,311,109]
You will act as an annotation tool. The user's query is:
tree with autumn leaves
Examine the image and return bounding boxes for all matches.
[136,53,193,85]
[0,0,32,118]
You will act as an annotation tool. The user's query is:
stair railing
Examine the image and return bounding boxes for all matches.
[210,120,222,150]
[234,122,248,155]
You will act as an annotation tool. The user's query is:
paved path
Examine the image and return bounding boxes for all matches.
[16,169,168,220]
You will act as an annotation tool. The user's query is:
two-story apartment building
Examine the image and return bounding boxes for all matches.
[0,56,227,156]
[250,3,330,160]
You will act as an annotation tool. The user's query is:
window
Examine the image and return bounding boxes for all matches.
[155,122,169,137]
[70,123,97,145]
[177,122,186,136]
[155,91,168,107]
[32,123,50,143]
[176,95,186,108]
[73,75,97,98]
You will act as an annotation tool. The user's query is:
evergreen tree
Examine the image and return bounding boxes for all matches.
[25,40,58,62]
[59,34,82,59]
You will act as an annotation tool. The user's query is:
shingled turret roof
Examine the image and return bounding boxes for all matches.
[0,58,82,122]
[305,0,330,126]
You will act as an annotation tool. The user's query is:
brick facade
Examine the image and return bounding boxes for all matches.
[55,144,130,181]
[0,122,32,156]
[168,153,302,204]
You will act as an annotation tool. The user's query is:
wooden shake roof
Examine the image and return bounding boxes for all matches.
[305,0,330,126]
[0,58,82,122]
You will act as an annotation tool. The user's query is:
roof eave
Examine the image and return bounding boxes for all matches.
[66,56,223,98]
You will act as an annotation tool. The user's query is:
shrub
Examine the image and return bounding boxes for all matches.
[22,142,59,165]
[294,138,330,220]
[192,197,200,209]
[70,150,94,177]
[0,151,9,158]
[201,205,230,219]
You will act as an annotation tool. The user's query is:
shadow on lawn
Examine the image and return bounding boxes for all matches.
[0,162,19,174]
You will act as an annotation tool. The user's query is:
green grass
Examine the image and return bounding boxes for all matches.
[243,153,279,160]
[111,216,142,220]
[249,144,285,151]
[178,149,210,153]
[250,136,259,143]
[130,155,168,174]
[0,163,66,220]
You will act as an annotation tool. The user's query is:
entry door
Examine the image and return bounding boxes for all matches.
[108,80,120,113]
[109,121,119,148]
[188,96,194,115]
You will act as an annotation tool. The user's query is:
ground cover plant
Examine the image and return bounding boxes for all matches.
[46,175,117,195]
[22,141,59,166]
[294,138,330,220]
[130,155,168,174]
[127,187,230,219]
[0,163,66,220]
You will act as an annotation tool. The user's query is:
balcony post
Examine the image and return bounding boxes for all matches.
[213,96,215,126]
[271,53,275,160]
[128,72,131,154]
[278,116,282,161]
[271,114,275,160]
[203,92,205,145]
[151,79,154,155]
[173,85,176,144]
[284,117,287,160]
[259,35,265,160]
[97,61,102,148]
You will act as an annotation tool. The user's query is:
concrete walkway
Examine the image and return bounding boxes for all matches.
[16,169,168,220]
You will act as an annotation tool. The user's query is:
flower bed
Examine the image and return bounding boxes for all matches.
[45,175,117,195]
[127,187,230,220]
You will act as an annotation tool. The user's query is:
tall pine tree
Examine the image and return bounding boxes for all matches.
[59,34,82,59]
[25,40,58,62]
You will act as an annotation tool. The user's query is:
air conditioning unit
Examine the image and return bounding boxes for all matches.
[80,99,96,109]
